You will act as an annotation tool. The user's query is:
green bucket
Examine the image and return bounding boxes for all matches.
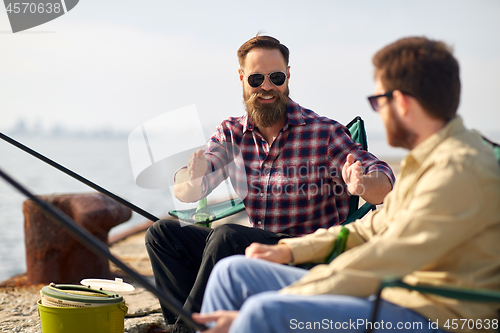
[37,284,128,333]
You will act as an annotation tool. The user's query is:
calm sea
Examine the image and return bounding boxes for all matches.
[0,134,174,282]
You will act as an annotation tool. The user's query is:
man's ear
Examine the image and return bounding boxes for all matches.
[286,66,291,80]
[238,68,244,85]
[392,90,409,117]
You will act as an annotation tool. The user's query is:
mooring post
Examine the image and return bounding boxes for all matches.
[23,192,132,284]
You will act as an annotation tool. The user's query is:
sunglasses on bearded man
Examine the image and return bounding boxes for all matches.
[242,71,287,88]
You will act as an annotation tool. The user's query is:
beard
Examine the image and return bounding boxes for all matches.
[243,86,290,128]
[385,104,417,149]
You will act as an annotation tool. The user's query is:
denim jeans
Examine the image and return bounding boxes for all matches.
[201,256,449,333]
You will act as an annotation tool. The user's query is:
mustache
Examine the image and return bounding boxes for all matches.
[245,90,281,104]
[245,90,288,105]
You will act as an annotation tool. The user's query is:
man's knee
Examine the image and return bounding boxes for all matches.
[145,219,179,244]
[206,224,250,250]
[208,223,242,241]
[145,219,191,253]
[210,255,271,289]
[206,256,254,300]
[144,223,157,245]
[211,255,248,277]
[236,292,280,329]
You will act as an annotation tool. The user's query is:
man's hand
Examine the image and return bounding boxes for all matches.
[342,153,366,196]
[342,153,393,204]
[186,149,208,187]
[192,311,239,333]
[173,149,208,202]
[245,243,293,264]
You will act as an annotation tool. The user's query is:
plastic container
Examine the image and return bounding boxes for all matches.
[38,300,127,333]
[37,279,133,333]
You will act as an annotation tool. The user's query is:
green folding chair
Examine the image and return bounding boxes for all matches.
[168,116,376,229]
[367,136,500,333]
[343,116,377,226]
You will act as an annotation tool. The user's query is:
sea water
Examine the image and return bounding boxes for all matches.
[0,134,173,282]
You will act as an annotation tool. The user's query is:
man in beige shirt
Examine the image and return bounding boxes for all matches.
[193,37,500,333]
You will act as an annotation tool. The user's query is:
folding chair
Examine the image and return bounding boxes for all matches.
[168,197,245,226]
[368,136,500,333]
[342,116,377,226]
[168,116,376,228]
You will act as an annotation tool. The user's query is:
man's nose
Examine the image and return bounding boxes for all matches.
[260,76,274,91]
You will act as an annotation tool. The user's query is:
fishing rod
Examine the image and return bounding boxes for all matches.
[0,166,207,332]
[0,132,159,222]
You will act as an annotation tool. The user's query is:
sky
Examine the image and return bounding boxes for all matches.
[1,0,499,142]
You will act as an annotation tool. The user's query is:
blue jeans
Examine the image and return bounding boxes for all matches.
[201,256,448,333]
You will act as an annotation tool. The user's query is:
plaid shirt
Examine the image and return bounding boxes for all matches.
[201,100,395,236]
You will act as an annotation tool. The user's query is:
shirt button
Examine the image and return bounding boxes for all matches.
[257,221,262,225]
[260,193,264,197]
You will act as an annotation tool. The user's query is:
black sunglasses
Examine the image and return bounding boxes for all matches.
[367,90,414,111]
[242,71,287,88]
[367,91,394,112]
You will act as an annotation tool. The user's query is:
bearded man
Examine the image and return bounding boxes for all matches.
[145,35,395,333]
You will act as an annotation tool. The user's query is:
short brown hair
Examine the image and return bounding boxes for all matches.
[373,37,461,121]
[237,35,290,68]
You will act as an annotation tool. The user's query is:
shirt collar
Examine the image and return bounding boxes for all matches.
[406,116,466,166]
[242,99,307,133]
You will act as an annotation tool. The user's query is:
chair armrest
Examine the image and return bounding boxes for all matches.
[368,277,500,333]
[343,202,376,225]
[168,198,245,226]
[379,277,500,302]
